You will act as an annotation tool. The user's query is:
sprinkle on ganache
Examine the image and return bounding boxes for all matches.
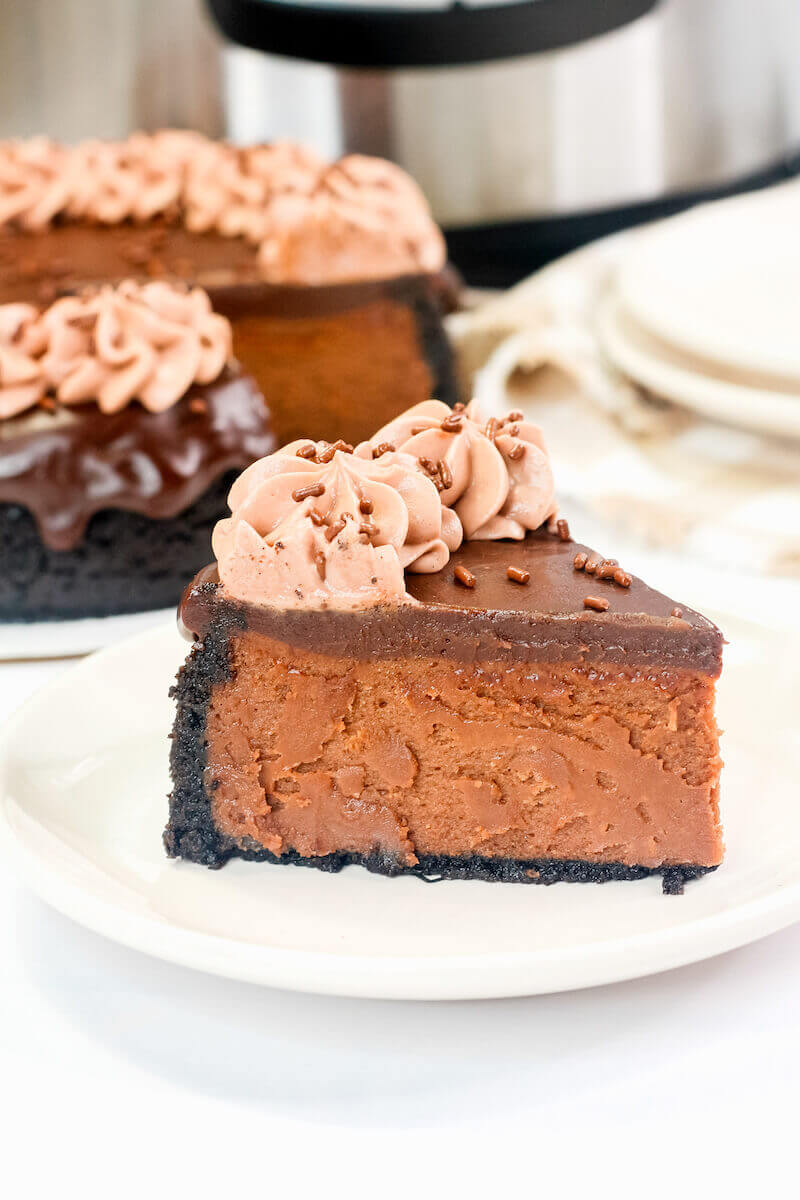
[507,566,530,584]
[573,551,588,570]
[556,518,572,542]
[584,595,610,612]
[454,565,476,588]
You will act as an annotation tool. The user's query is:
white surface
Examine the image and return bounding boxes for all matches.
[2,611,798,1002]
[1,579,799,1188]
[0,604,174,661]
[596,291,800,439]
[618,185,800,383]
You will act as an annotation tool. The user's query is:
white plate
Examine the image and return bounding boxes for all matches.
[596,292,800,439]
[0,606,174,661]
[617,184,800,384]
[1,618,798,1001]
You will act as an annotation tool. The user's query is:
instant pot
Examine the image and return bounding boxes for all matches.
[210,0,800,284]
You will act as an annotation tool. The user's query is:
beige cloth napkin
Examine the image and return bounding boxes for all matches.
[447,227,800,577]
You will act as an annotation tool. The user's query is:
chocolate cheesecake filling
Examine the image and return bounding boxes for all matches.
[168,534,723,889]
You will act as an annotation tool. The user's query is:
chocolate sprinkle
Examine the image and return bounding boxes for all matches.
[507,443,526,461]
[573,552,588,570]
[314,551,326,580]
[324,517,347,542]
[507,566,530,585]
[556,518,572,543]
[309,510,325,526]
[438,458,453,490]
[613,568,632,588]
[454,565,476,588]
[584,595,610,612]
[316,440,352,463]
[671,606,683,618]
[292,482,325,501]
[372,441,395,459]
[359,498,374,515]
[296,443,317,460]
[440,414,463,433]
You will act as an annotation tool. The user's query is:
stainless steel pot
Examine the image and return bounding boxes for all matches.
[216,0,800,281]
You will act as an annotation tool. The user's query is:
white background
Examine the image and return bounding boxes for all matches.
[2,654,799,1196]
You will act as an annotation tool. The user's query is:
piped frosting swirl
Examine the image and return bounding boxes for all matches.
[214,400,557,611]
[0,133,446,284]
[369,400,557,539]
[213,439,461,610]
[0,280,231,419]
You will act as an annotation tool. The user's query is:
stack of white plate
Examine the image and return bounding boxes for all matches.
[596,183,800,440]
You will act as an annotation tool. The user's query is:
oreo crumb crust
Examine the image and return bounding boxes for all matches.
[166,621,715,895]
[0,472,238,621]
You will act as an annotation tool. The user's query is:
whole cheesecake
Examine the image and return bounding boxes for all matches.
[0,279,274,620]
[167,401,724,893]
[0,133,459,445]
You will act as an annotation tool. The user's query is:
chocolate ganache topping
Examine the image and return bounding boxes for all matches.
[213,401,557,611]
[0,281,274,550]
[0,133,446,285]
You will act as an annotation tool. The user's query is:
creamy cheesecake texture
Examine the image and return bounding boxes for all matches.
[167,403,724,890]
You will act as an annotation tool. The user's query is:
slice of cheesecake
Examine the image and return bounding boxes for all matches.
[166,402,723,893]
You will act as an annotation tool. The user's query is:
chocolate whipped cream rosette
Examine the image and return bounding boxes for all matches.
[0,280,274,620]
[0,133,459,447]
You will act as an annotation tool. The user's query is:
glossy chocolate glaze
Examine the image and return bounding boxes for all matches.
[180,531,723,674]
[0,368,274,551]
[0,220,457,319]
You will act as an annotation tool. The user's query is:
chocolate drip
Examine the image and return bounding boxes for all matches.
[0,369,274,551]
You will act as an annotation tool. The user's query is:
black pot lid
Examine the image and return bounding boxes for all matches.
[206,0,661,69]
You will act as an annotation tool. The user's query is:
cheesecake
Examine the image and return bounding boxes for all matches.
[167,401,724,892]
[0,279,274,620]
[0,132,459,445]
